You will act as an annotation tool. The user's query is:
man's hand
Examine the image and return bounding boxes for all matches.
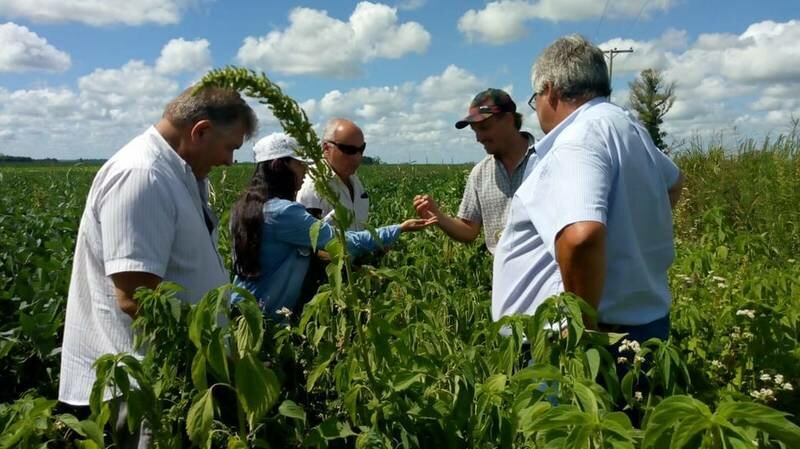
[413,194,441,220]
[110,271,162,318]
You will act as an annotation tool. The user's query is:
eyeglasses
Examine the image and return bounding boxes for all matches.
[528,92,538,111]
[326,140,366,155]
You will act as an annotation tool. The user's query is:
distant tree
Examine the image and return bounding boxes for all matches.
[629,68,676,152]
[362,155,382,165]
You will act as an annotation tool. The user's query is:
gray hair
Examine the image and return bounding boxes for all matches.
[163,85,258,139]
[531,34,611,101]
[322,118,343,141]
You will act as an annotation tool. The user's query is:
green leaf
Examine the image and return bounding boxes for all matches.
[642,395,711,448]
[234,296,264,356]
[191,351,208,391]
[572,381,598,417]
[716,401,800,446]
[278,400,307,424]
[309,220,322,253]
[186,389,215,446]
[306,344,336,392]
[585,348,600,381]
[235,353,281,428]
[206,330,230,382]
[483,374,508,394]
[227,436,249,449]
[532,406,592,431]
[391,372,424,392]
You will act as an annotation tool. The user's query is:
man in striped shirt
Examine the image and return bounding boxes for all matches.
[414,88,536,255]
[58,86,257,446]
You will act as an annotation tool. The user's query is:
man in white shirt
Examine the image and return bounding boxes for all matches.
[58,86,257,446]
[493,35,684,343]
[297,118,369,231]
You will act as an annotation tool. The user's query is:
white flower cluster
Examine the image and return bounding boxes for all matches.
[618,339,641,354]
[730,326,753,341]
[634,391,644,402]
[710,360,724,369]
[736,309,756,319]
[750,388,776,402]
[753,372,794,401]
[712,275,728,289]
[275,306,293,317]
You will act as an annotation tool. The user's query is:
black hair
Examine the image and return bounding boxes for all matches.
[231,158,297,279]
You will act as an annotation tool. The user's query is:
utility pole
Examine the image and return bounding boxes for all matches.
[603,47,634,84]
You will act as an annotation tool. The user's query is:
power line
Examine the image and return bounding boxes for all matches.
[593,0,612,40]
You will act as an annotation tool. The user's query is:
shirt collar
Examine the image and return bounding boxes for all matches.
[147,126,197,180]
[533,97,608,160]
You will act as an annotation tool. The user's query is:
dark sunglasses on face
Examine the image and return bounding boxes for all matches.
[326,140,366,155]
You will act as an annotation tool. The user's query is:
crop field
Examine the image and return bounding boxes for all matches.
[1,136,800,448]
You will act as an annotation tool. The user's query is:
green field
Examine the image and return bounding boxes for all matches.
[1,136,799,448]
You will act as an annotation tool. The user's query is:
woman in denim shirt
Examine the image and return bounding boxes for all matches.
[230,133,430,317]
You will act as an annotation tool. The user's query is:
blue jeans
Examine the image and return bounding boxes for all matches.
[599,314,670,342]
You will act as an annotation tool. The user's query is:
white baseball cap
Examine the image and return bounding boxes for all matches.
[252,132,313,163]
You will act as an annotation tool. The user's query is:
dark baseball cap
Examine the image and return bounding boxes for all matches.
[455,88,517,129]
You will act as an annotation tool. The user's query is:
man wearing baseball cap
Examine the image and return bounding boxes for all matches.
[414,88,536,255]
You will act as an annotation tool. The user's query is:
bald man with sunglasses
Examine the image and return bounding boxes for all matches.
[298,118,370,231]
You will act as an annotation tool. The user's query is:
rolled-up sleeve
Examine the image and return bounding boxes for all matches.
[520,143,611,255]
[99,168,176,277]
[654,149,681,189]
[457,169,482,224]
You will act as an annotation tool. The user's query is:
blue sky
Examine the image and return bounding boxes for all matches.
[0,0,798,163]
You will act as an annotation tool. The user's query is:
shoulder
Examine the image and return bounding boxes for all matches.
[467,155,493,180]
[266,198,303,214]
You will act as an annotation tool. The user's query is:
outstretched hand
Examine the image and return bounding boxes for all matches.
[399,218,436,232]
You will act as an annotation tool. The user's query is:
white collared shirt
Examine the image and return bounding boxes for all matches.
[493,98,680,326]
[297,168,369,231]
[59,126,229,405]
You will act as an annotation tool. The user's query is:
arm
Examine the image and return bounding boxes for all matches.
[273,202,429,257]
[413,194,481,242]
[555,221,606,328]
[99,168,175,318]
[110,272,162,318]
[668,171,684,209]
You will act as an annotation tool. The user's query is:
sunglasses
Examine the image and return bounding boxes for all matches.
[326,140,366,155]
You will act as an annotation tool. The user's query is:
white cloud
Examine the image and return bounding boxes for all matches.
[0,55,182,158]
[599,20,800,144]
[458,0,678,45]
[236,2,430,77]
[416,64,484,114]
[289,65,519,163]
[458,1,536,45]
[155,38,211,75]
[395,0,426,10]
[318,85,412,120]
[599,28,688,74]
[0,0,191,26]
[0,22,70,72]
